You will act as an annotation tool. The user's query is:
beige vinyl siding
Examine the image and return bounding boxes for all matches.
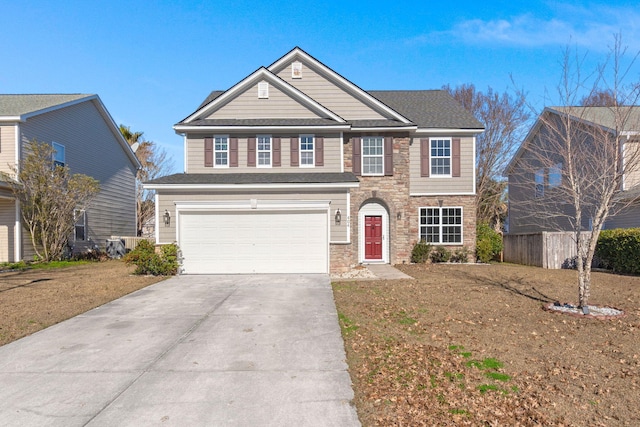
[156,189,349,243]
[275,62,386,120]
[207,83,322,119]
[409,136,475,194]
[186,133,342,173]
[623,140,640,190]
[0,198,16,262]
[19,100,137,250]
[0,124,17,175]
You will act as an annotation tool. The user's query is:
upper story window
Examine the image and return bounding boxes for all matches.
[548,162,562,188]
[258,82,269,99]
[257,135,272,167]
[430,138,451,177]
[362,136,384,176]
[300,135,314,167]
[535,168,545,198]
[292,61,302,79]
[214,135,229,167]
[419,207,463,244]
[52,142,65,167]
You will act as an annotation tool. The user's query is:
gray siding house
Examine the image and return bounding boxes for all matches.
[506,106,640,234]
[0,94,139,262]
[146,47,484,274]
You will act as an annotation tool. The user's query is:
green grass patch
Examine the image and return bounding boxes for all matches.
[397,311,417,325]
[1,260,90,271]
[338,313,359,335]
[485,372,511,382]
[449,408,470,416]
[466,357,504,370]
[477,384,500,394]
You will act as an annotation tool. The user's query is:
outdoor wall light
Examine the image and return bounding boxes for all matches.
[397,212,402,220]
[335,209,341,226]
[163,209,171,227]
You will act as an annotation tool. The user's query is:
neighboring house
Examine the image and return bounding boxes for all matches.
[145,47,483,274]
[505,106,640,234]
[0,94,139,262]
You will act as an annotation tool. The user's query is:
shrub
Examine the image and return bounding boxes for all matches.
[124,240,180,276]
[450,247,471,263]
[476,222,503,263]
[596,228,640,275]
[430,246,451,263]
[411,240,432,263]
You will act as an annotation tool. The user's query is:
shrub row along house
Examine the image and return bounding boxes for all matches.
[0,95,139,262]
[145,48,484,274]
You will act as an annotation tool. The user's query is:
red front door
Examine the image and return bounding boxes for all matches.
[364,215,383,260]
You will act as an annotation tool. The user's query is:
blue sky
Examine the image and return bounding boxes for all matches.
[3,0,640,173]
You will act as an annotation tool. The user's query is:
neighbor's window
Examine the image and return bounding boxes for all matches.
[362,136,384,175]
[300,135,314,166]
[257,135,272,167]
[548,162,562,188]
[52,142,65,167]
[430,138,451,176]
[214,135,229,167]
[419,207,462,244]
[535,168,545,197]
[74,209,86,241]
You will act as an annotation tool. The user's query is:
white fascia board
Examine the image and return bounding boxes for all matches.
[174,124,350,133]
[0,116,21,122]
[410,192,476,196]
[414,128,484,135]
[351,126,417,132]
[145,182,360,191]
[184,68,345,123]
[175,199,331,211]
[268,48,412,124]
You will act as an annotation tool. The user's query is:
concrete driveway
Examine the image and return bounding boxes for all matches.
[0,274,360,426]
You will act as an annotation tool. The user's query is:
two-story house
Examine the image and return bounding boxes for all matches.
[0,94,139,262]
[506,106,640,235]
[145,48,483,274]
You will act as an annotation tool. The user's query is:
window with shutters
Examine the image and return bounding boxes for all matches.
[300,135,314,167]
[430,138,451,177]
[257,135,272,167]
[362,136,384,176]
[214,135,229,167]
[419,207,463,244]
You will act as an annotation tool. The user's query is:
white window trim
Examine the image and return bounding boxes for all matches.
[429,137,452,178]
[299,134,315,168]
[361,136,384,176]
[292,61,302,79]
[257,134,272,168]
[258,81,269,99]
[418,206,464,245]
[74,209,86,242]
[214,135,229,168]
[52,141,65,167]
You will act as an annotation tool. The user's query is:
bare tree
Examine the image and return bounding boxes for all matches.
[119,125,173,236]
[2,140,100,261]
[444,84,530,230]
[511,35,640,309]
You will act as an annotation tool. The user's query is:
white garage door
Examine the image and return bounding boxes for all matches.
[179,209,328,274]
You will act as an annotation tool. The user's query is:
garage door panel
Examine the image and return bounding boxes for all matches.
[179,210,328,274]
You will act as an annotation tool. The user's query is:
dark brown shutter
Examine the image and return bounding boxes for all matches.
[452,138,461,177]
[290,137,299,166]
[204,137,213,167]
[384,136,393,176]
[272,137,281,167]
[352,137,361,175]
[420,139,429,177]
[229,137,238,167]
[315,136,324,166]
[247,137,256,167]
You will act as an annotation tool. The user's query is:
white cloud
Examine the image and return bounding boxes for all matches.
[428,6,640,52]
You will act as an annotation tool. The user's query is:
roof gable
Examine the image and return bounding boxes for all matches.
[180,67,345,125]
[0,94,93,121]
[268,47,411,124]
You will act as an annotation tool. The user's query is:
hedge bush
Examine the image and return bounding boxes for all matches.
[430,246,451,263]
[596,228,640,275]
[411,240,432,263]
[123,240,180,276]
[476,222,503,263]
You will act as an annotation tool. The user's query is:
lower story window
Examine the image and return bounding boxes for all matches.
[419,207,462,244]
[74,209,86,241]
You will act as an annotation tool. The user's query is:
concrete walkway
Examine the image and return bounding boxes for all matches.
[365,264,413,280]
[0,275,360,427]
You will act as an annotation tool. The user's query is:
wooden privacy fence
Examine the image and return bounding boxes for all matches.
[503,232,589,269]
[109,236,153,251]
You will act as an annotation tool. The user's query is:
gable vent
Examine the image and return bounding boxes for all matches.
[258,81,269,99]
[292,61,302,79]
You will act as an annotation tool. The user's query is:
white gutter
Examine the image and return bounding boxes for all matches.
[414,128,484,135]
[174,125,351,133]
[144,182,360,191]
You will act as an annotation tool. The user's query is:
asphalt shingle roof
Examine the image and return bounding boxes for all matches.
[0,94,92,117]
[549,106,640,132]
[145,172,359,186]
[183,118,345,127]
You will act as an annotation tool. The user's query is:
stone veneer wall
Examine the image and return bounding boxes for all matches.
[329,134,477,273]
